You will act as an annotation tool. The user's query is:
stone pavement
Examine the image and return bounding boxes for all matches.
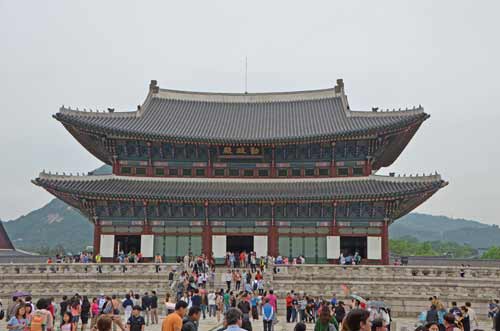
[0,315,495,331]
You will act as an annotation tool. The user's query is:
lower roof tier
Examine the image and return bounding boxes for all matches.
[33,173,447,220]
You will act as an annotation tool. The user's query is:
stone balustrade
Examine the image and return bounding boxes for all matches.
[270,264,500,317]
[0,263,181,304]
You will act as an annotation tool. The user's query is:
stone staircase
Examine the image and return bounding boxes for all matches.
[1,263,500,318]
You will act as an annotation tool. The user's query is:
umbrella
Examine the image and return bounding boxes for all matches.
[12,291,30,297]
[367,300,390,309]
[350,294,366,303]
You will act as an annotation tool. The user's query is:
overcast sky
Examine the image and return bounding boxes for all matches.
[1,1,499,225]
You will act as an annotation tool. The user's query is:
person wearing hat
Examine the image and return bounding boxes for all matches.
[126,306,145,331]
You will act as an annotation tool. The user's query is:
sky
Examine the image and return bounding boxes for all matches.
[1,1,499,225]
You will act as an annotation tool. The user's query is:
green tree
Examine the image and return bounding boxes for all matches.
[481,246,500,259]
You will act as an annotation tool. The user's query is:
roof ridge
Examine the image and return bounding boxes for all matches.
[58,106,138,118]
[154,87,340,103]
[35,172,444,184]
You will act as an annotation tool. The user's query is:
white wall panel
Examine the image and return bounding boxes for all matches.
[100,235,114,258]
[367,236,382,260]
[326,236,340,259]
[254,236,268,257]
[141,235,154,258]
[212,235,226,258]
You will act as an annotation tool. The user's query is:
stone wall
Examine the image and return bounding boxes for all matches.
[0,263,180,304]
[271,265,500,317]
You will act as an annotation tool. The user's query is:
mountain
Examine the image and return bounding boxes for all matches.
[3,164,500,252]
[389,213,500,249]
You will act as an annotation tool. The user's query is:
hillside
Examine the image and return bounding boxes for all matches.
[389,213,500,248]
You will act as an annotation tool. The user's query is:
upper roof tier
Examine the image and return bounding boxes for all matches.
[54,79,429,145]
[33,172,446,202]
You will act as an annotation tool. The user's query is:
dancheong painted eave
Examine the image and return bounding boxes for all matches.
[32,172,447,203]
[53,79,429,145]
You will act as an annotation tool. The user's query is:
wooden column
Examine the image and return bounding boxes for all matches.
[382,218,390,265]
[146,142,153,176]
[207,145,213,177]
[268,203,278,256]
[202,201,212,257]
[271,145,276,177]
[93,217,101,255]
[330,142,336,177]
[112,156,119,175]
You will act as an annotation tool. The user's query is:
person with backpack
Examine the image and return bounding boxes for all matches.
[60,297,69,322]
[262,298,275,331]
[31,298,54,331]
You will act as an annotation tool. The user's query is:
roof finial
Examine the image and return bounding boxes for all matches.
[149,80,159,93]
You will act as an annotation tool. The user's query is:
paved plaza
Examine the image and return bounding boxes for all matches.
[1,313,493,331]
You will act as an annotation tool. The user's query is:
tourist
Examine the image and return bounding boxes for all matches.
[334,301,346,326]
[224,270,232,292]
[162,301,188,331]
[208,290,217,318]
[125,306,145,331]
[426,305,439,324]
[7,297,19,321]
[90,298,99,330]
[294,322,307,331]
[314,308,338,331]
[495,309,500,331]
[7,304,28,331]
[443,313,461,331]
[286,292,294,323]
[262,298,274,331]
[224,308,246,331]
[291,293,299,323]
[425,322,440,331]
[141,293,151,326]
[96,316,113,331]
[237,293,252,331]
[344,309,371,331]
[354,252,361,265]
[24,302,33,328]
[448,302,460,317]
[371,318,386,331]
[464,302,477,329]
[458,306,470,331]
[101,296,125,331]
[151,291,159,325]
[215,291,224,322]
[165,294,175,316]
[81,296,91,331]
[200,290,208,320]
[182,307,201,331]
[122,295,134,323]
[61,312,75,331]
[251,292,260,320]
[31,298,54,331]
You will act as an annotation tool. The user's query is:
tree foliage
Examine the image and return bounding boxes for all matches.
[481,246,500,259]
[389,237,477,257]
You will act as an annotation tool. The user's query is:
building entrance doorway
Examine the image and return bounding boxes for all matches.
[226,236,254,255]
[340,236,367,258]
[115,235,141,256]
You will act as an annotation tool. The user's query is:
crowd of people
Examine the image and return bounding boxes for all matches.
[2,253,499,331]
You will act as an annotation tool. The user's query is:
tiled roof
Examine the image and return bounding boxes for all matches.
[54,82,428,144]
[33,173,446,202]
[0,221,14,250]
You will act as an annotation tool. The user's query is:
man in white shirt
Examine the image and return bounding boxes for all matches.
[207,291,217,318]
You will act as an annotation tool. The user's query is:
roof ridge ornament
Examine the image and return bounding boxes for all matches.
[149,80,159,94]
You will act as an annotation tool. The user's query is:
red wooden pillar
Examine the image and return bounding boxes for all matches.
[112,157,119,175]
[146,142,153,176]
[330,142,336,177]
[93,218,101,255]
[382,219,390,265]
[207,145,213,177]
[268,203,278,256]
[202,201,212,257]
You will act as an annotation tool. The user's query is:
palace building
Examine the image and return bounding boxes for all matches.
[33,79,447,264]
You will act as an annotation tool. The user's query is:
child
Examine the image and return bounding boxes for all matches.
[60,312,74,331]
[7,305,27,331]
[126,306,145,331]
